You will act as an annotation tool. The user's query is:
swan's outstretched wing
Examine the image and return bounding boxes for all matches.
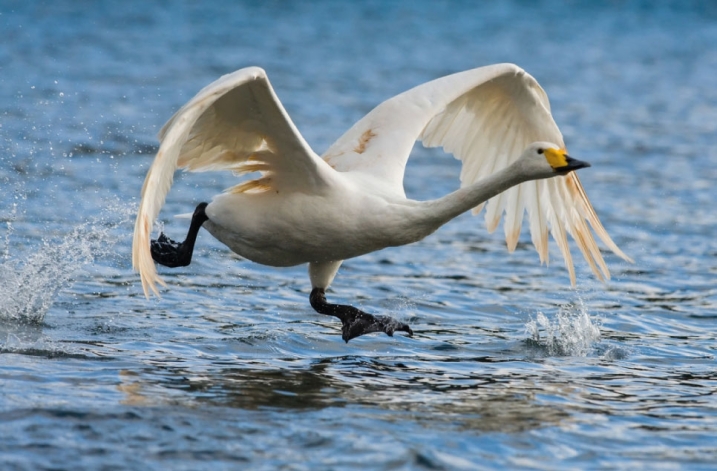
[133,67,331,297]
[323,63,630,283]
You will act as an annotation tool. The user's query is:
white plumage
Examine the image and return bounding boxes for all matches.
[133,63,630,307]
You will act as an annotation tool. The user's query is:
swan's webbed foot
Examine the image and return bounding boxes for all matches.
[151,233,188,267]
[309,288,414,343]
[150,202,209,268]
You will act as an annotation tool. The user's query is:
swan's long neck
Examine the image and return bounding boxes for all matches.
[399,160,530,243]
[433,163,527,222]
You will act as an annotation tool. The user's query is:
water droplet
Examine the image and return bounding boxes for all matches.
[0,203,135,322]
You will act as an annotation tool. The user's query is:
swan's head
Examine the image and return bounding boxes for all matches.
[519,142,591,179]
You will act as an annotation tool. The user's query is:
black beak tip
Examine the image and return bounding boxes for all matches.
[559,155,591,172]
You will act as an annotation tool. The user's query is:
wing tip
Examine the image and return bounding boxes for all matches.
[132,212,165,300]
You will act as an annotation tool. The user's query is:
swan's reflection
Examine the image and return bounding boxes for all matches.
[118,356,572,433]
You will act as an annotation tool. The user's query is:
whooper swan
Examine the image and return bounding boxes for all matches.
[132,64,630,342]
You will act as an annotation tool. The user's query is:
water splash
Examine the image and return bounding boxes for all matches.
[0,201,134,324]
[525,298,601,357]
[3,201,18,261]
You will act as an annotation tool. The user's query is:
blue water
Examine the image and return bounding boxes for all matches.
[1,1,717,469]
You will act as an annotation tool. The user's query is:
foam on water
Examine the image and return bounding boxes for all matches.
[0,201,134,324]
[525,298,602,357]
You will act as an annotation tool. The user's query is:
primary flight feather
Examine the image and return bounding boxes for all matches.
[132,63,630,342]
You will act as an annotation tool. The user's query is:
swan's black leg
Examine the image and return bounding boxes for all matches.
[151,202,209,268]
[310,288,413,343]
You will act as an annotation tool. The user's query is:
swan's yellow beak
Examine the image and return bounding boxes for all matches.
[545,148,591,173]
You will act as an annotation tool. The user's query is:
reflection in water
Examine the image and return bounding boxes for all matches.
[114,350,717,448]
[118,356,573,433]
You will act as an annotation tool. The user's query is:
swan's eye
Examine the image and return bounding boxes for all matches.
[537,148,544,154]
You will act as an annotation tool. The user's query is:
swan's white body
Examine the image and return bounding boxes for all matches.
[204,157,524,270]
[133,64,630,298]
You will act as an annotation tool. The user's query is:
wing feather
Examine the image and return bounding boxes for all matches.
[323,63,630,283]
[132,67,331,297]
[527,180,549,263]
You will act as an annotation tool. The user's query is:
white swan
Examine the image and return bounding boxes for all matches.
[132,63,630,342]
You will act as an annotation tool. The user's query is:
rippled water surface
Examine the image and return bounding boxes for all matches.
[1,1,716,469]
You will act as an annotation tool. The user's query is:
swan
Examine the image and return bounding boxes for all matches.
[132,63,630,342]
